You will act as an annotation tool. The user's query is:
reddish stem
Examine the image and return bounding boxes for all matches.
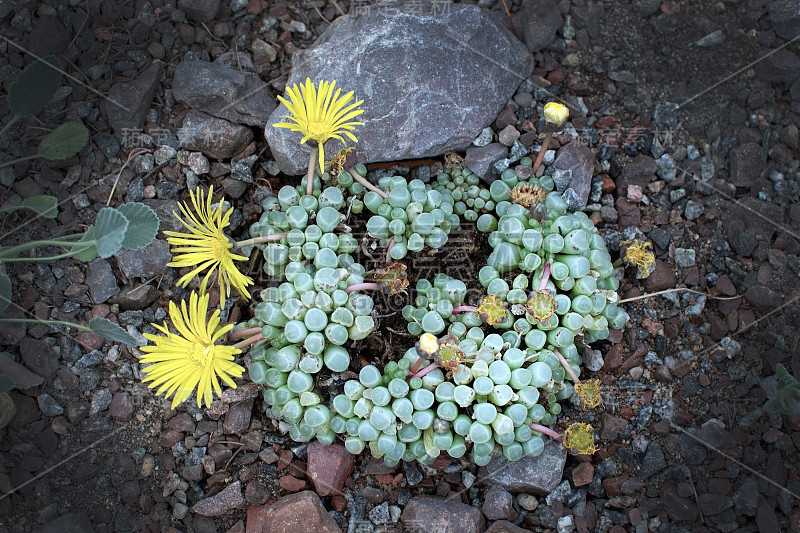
[233,334,263,350]
[228,327,262,341]
[386,237,395,263]
[350,167,388,199]
[531,132,553,174]
[530,423,562,441]
[408,356,427,376]
[538,262,551,291]
[346,282,379,294]
[410,362,440,380]
[553,348,580,383]
[452,305,478,314]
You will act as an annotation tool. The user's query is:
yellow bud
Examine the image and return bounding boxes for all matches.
[543,102,569,127]
[418,333,439,356]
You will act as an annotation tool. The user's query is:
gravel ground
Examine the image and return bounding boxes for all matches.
[0,0,798,532]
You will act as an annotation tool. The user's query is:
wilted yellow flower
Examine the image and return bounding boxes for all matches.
[621,239,655,279]
[165,186,253,308]
[543,102,569,127]
[477,294,508,326]
[273,78,365,172]
[574,378,603,408]
[141,291,244,409]
[563,422,596,455]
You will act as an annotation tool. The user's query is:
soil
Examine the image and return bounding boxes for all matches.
[0,0,799,532]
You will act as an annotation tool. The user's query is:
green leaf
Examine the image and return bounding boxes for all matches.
[22,195,58,218]
[7,56,62,117]
[118,202,160,250]
[0,374,14,394]
[94,208,129,258]
[73,226,99,262]
[0,273,10,314]
[37,122,89,161]
[89,317,136,346]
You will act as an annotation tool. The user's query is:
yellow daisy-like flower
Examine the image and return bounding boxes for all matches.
[165,186,253,308]
[141,291,245,409]
[543,102,569,128]
[273,78,365,172]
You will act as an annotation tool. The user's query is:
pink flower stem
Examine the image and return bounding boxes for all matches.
[452,305,478,314]
[235,233,288,249]
[350,167,388,199]
[532,132,553,175]
[233,334,264,350]
[228,327,262,341]
[530,423,562,441]
[408,356,428,376]
[346,282,379,294]
[538,262,551,291]
[305,147,317,196]
[386,237,395,263]
[410,362,440,380]
[553,348,580,383]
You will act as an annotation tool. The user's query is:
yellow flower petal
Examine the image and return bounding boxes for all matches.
[140,291,245,409]
[166,186,253,308]
[273,78,365,174]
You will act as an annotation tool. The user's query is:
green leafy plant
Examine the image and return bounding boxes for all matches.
[0,195,58,219]
[0,56,90,169]
[764,364,800,416]
[0,202,158,346]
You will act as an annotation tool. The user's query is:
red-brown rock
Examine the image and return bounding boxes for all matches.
[279,475,305,492]
[572,462,594,487]
[306,441,355,497]
[246,491,340,533]
[401,495,485,533]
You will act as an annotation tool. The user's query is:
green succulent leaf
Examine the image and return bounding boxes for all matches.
[0,374,14,394]
[37,122,89,160]
[118,202,159,250]
[94,208,129,258]
[73,226,99,262]
[88,317,136,346]
[7,55,62,117]
[0,273,10,314]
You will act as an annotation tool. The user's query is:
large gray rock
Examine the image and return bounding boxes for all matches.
[477,439,567,494]
[266,1,532,175]
[103,62,164,134]
[754,48,800,84]
[172,60,276,126]
[178,110,254,160]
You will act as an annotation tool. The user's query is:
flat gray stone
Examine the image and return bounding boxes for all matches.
[0,352,44,389]
[179,109,254,160]
[192,481,246,517]
[180,0,220,22]
[85,259,119,304]
[553,142,594,209]
[401,495,485,533]
[103,62,164,134]
[172,60,276,126]
[514,0,563,52]
[116,239,172,279]
[465,143,509,182]
[769,0,800,41]
[478,439,567,495]
[35,511,94,533]
[266,1,532,175]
